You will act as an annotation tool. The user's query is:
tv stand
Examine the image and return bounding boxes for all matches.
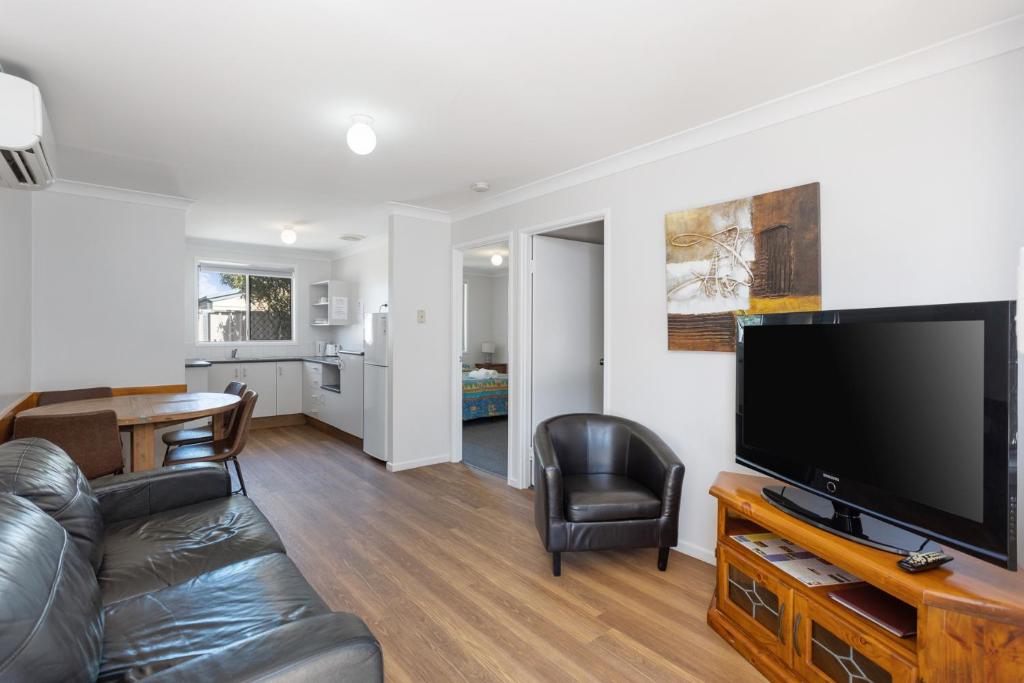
[762,485,941,557]
[708,472,1024,682]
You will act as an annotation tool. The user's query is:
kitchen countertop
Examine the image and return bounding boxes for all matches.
[184,352,363,368]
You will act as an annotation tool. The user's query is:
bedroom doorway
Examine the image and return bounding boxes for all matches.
[455,239,510,478]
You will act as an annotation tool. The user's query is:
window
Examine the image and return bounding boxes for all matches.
[197,262,295,343]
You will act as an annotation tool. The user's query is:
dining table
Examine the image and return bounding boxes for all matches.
[18,392,241,472]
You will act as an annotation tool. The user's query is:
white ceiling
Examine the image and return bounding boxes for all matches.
[1,1,1021,252]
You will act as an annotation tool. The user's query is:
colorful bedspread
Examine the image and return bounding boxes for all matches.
[463,373,508,420]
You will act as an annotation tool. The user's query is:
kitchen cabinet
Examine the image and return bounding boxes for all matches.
[275,362,302,415]
[303,362,323,417]
[336,356,364,437]
[208,361,301,418]
[237,362,277,418]
[309,280,359,326]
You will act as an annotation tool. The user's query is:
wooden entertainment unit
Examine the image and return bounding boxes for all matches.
[708,472,1024,682]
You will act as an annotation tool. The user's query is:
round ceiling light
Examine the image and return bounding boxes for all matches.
[280,226,297,244]
[471,181,490,193]
[490,254,504,266]
[346,115,376,155]
[340,233,367,242]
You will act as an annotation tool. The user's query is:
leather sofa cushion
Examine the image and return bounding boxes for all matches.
[99,553,330,682]
[0,438,104,571]
[563,474,661,523]
[0,493,103,683]
[99,495,286,604]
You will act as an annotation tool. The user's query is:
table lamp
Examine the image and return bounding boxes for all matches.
[481,341,496,364]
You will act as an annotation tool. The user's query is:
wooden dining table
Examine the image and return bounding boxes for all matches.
[18,392,241,472]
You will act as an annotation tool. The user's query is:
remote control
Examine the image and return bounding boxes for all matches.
[897,551,952,573]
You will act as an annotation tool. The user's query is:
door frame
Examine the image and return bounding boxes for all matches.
[450,233,518,486]
[516,209,612,488]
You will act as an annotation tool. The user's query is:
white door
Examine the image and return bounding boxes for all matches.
[531,235,603,437]
[275,362,302,415]
[239,362,278,417]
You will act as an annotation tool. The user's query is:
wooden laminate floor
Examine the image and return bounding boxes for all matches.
[242,425,764,682]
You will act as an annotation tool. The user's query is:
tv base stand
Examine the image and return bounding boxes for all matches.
[708,472,1024,683]
[762,485,942,558]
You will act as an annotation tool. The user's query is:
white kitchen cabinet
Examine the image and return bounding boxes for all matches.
[208,363,242,392]
[237,362,277,418]
[309,280,359,326]
[337,356,364,437]
[275,362,302,415]
[302,362,323,417]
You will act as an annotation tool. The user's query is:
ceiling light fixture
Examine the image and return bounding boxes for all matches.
[346,115,376,155]
[490,254,503,267]
[280,225,297,245]
[340,233,367,242]
[471,181,490,193]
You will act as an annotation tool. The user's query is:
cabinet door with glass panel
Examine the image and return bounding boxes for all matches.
[197,262,295,343]
[717,545,793,667]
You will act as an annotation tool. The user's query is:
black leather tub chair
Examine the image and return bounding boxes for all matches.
[534,414,685,576]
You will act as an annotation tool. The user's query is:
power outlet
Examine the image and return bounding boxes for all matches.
[416,309,426,324]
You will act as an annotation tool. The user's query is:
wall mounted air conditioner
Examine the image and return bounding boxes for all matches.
[0,71,56,189]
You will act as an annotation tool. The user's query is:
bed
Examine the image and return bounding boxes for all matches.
[462,372,509,420]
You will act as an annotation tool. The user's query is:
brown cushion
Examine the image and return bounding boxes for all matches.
[563,474,661,523]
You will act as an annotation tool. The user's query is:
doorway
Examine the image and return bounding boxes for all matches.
[528,221,605,450]
[456,240,510,478]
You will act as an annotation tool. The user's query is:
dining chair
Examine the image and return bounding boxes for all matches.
[13,410,124,479]
[161,381,247,456]
[162,390,258,496]
[36,386,113,407]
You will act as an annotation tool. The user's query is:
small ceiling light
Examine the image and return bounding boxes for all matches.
[346,115,377,155]
[280,225,297,244]
[340,233,367,242]
[471,181,490,193]
[490,254,503,267]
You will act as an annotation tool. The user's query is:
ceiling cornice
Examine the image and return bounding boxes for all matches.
[47,178,194,211]
[448,14,1024,223]
[186,236,336,261]
[386,201,451,223]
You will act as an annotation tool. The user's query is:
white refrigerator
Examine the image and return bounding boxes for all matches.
[363,313,389,461]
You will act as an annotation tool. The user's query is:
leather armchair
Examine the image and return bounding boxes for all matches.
[534,413,684,576]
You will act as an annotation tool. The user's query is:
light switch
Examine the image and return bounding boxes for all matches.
[417,309,426,324]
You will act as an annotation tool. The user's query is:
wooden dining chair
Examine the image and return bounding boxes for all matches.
[161,381,247,456]
[163,390,258,495]
[36,386,113,407]
[13,410,124,479]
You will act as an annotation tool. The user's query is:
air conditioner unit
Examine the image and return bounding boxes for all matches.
[0,72,56,190]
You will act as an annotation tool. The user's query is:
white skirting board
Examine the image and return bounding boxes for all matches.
[674,540,716,567]
[386,452,451,472]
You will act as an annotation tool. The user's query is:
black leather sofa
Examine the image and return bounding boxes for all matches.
[0,438,382,682]
[534,414,685,576]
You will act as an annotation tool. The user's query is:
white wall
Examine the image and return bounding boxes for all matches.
[31,189,187,390]
[0,188,32,398]
[463,272,509,365]
[331,239,388,351]
[388,213,452,470]
[453,50,1024,563]
[183,238,334,360]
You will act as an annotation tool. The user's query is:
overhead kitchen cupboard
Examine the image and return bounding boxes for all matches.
[309,280,358,326]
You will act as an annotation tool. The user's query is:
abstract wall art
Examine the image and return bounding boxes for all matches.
[665,182,821,351]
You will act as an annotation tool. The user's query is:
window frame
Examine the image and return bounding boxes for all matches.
[195,258,298,345]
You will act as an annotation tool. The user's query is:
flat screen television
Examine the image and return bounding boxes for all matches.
[736,301,1018,570]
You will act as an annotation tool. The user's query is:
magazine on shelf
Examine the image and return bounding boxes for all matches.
[730,532,860,587]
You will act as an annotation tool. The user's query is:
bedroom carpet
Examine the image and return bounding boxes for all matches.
[462,416,508,477]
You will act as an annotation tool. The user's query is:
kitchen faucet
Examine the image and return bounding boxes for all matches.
[231,348,238,359]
